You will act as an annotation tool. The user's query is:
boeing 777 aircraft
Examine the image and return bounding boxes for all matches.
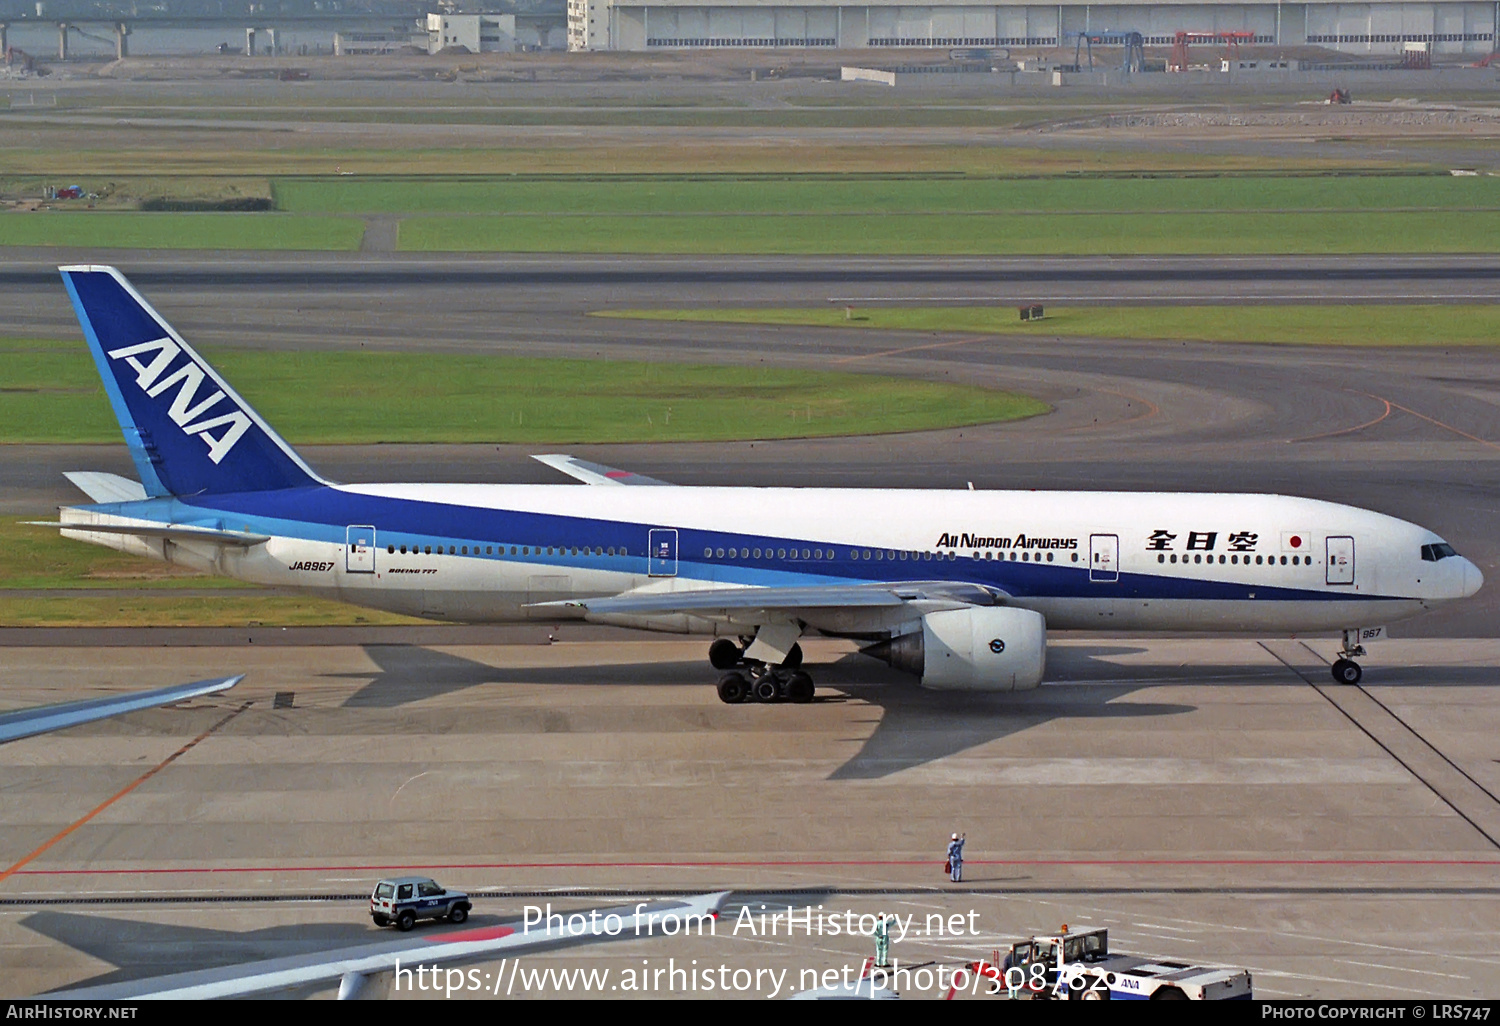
[32,266,1482,703]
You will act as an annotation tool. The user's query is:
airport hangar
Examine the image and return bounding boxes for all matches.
[566,0,1499,55]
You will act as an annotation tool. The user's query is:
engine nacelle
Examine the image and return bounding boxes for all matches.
[866,607,1046,692]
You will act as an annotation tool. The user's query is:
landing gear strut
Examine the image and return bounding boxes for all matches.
[1331,629,1365,684]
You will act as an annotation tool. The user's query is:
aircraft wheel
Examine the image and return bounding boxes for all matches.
[753,677,781,703]
[717,672,749,704]
[397,910,416,932]
[709,638,742,670]
[1331,658,1363,685]
[781,643,804,669]
[786,672,814,704]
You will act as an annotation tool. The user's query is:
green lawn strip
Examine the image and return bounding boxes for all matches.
[277,174,1491,216]
[398,211,1500,256]
[597,305,1500,347]
[0,213,364,250]
[1,517,260,589]
[0,594,426,627]
[0,342,1048,444]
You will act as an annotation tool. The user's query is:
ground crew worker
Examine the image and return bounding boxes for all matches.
[947,832,966,882]
[874,913,891,968]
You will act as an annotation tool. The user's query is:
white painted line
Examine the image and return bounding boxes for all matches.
[1339,960,1469,980]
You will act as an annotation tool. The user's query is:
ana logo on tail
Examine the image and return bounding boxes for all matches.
[107,337,252,464]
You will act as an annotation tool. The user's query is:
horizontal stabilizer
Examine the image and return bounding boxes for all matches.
[539,580,1003,616]
[24,520,271,547]
[532,454,672,486]
[0,675,241,745]
[63,471,148,504]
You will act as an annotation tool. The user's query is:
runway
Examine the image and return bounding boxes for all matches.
[2,637,1498,998]
[3,252,1500,998]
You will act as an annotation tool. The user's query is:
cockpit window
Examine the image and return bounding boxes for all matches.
[1421,543,1459,562]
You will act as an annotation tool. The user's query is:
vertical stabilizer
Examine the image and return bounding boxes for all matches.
[60,265,324,496]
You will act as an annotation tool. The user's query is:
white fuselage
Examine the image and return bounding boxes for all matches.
[61,484,1481,638]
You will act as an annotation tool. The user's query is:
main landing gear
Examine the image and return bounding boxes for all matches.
[1331,629,1366,685]
[710,639,813,704]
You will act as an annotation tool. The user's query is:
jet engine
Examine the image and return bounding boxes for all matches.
[863,607,1046,691]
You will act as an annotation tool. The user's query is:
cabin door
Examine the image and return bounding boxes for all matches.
[1089,534,1119,583]
[1326,536,1355,585]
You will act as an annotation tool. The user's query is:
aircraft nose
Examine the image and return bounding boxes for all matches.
[1463,558,1484,598]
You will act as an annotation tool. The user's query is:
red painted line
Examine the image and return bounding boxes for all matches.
[425,926,514,944]
[12,857,1500,876]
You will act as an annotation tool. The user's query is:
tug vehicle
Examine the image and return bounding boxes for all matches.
[967,926,1252,1000]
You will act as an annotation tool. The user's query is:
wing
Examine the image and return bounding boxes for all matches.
[531,454,672,486]
[44,893,728,1000]
[540,581,1003,616]
[0,676,242,745]
[22,520,271,547]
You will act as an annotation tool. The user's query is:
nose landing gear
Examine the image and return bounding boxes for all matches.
[1331,629,1366,684]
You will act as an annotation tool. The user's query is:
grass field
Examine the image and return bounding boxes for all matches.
[277,174,1495,216]
[399,210,1500,256]
[0,593,426,627]
[0,339,1048,444]
[0,212,363,250]
[597,305,1500,346]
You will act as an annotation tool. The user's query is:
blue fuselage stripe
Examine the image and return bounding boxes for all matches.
[80,486,1404,603]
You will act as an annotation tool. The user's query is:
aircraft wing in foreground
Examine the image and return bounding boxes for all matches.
[44,892,729,1000]
[0,676,243,745]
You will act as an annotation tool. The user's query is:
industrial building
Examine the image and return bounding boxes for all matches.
[566,1,1499,56]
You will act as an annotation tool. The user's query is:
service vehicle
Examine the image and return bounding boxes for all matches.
[971,926,1252,1000]
[370,876,471,931]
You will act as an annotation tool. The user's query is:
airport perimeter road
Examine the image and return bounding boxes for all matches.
[1,638,1497,999]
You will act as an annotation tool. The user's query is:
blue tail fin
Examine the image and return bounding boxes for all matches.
[60,265,324,497]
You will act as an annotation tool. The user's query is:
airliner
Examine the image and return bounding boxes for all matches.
[32,266,1482,703]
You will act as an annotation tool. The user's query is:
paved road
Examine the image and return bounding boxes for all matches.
[2,637,1498,998]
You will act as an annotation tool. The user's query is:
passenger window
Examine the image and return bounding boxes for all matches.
[728,548,737,558]
[1194,554,1202,564]
[1170,554,1177,563]
[423,546,431,555]
[862,550,871,560]
[753,548,762,558]
[704,548,712,558]
[715,548,725,558]
[387,545,395,554]
[1256,555,1263,565]
[397,885,413,900]
[1046,552,1054,562]
[1158,554,1165,563]
[418,882,443,896]
[778,548,787,559]
[461,546,468,555]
